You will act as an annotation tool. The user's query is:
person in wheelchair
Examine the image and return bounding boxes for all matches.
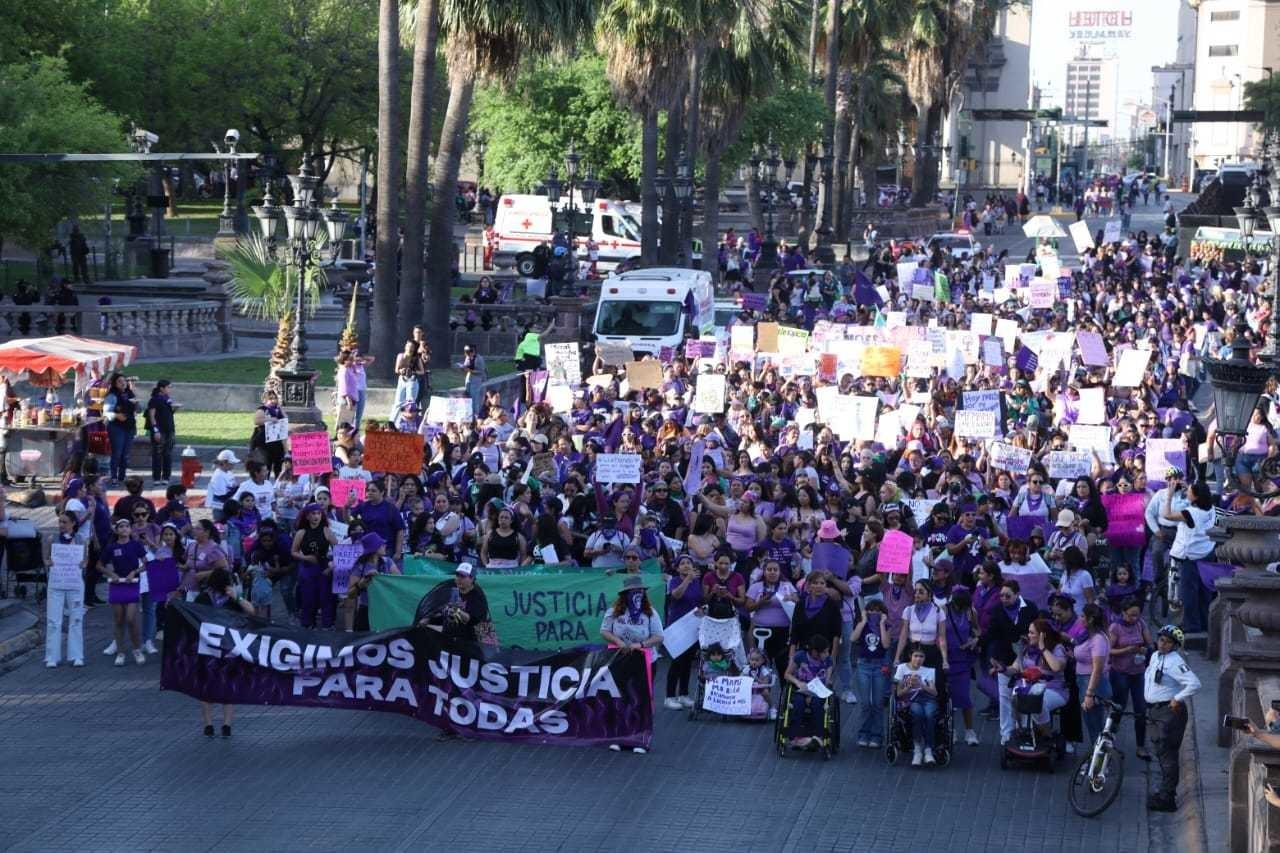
[996,618,1069,745]
[784,633,833,750]
[895,643,941,766]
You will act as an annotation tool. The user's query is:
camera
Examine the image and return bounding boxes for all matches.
[225,128,240,148]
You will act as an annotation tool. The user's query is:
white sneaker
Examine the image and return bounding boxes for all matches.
[924,748,936,765]
[45,661,58,669]
[632,747,647,755]
[133,649,146,665]
[143,641,158,655]
[965,729,980,746]
[663,697,682,710]
[608,744,622,752]
[679,696,694,709]
[856,737,870,748]
[1065,742,1076,755]
[842,691,858,705]
[912,745,923,766]
[113,653,125,667]
[72,659,84,667]
[767,708,777,720]
[103,641,118,656]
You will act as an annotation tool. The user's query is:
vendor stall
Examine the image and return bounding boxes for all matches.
[0,335,137,479]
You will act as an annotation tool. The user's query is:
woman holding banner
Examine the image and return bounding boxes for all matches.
[195,567,255,737]
[601,575,663,754]
[292,503,338,629]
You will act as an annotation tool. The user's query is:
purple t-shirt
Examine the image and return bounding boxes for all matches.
[747,580,797,628]
[945,523,990,581]
[666,574,704,622]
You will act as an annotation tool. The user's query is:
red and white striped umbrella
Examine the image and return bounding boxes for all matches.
[0,335,138,383]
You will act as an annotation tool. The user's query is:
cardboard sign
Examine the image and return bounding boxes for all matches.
[1076,331,1109,367]
[756,322,780,353]
[693,373,727,414]
[912,282,936,302]
[961,390,1004,437]
[1069,219,1095,253]
[730,325,754,355]
[876,529,914,575]
[1047,450,1092,480]
[624,360,663,390]
[427,395,473,424]
[545,342,582,385]
[831,395,879,441]
[265,419,290,444]
[905,498,939,527]
[545,384,573,413]
[596,341,633,366]
[330,477,368,507]
[364,430,424,475]
[954,409,997,439]
[289,431,332,475]
[1028,279,1055,309]
[49,542,84,588]
[971,312,994,336]
[1076,387,1106,424]
[988,442,1031,474]
[702,675,753,716]
[861,345,902,378]
[1103,219,1122,244]
[331,543,363,596]
[595,453,642,484]
[896,261,919,285]
[1113,348,1151,387]
[995,318,1020,352]
[1069,424,1113,463]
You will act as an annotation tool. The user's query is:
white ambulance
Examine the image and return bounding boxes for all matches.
[491,194,643,276]
[592,267,715,356]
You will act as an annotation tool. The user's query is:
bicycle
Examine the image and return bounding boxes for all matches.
[1067,699,1133,817]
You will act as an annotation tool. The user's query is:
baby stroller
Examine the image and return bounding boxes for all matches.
[885,686,953,767]
[774,681,841,759]
[1001,669,1066,772]
[688,615,748,722]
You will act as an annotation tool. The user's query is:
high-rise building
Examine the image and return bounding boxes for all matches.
[1064,49,1121,140]
[1189,0,1280,169]
[1149,1,1197,187]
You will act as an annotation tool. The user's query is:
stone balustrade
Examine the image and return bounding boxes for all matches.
[0,301,232,356]
[450,296,590,356]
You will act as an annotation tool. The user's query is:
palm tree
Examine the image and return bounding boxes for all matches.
[852,67,907,212]
[400,0,442,347]
[371,0,402,382]
[423,0,596,367]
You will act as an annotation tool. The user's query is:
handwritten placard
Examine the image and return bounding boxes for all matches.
[1113,348,1151,387]
[876,529,914,575]
[427,395,473,424]
[330,477,368,506]
[289,431,332,475]
[1145,437,1186,487]
[982,337,1004,368]
[702,675,753,716]
[595,453,642,484]
[544,342,582,385]
[861,345,902,378]
[662,609,702,658]
[1047,450,1092,480]
[1069,219,1095,253]
[364,430,424,475]
[693,373,727,414]
[265,418,290,443]
[954,409,997,439]
[330,543,363,596]
[988,442,1031,474]
[1103,219,1122,244]
[1028,279,1055,309]
[596,341,633,366]
[49,543,84,588]
[776,326,810,356]
[1076,331,1109,367]
[1076,387,1106,424]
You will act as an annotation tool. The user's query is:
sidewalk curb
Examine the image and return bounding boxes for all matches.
[0,622,40,673]
[1179,691,1210,853]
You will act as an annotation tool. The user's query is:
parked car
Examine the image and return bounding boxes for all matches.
[926,231,982,260]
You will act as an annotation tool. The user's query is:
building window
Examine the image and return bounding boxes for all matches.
[1209,10,1240,21]
[1208,44,1239,57]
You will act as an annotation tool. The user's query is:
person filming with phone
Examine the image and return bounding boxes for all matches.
[1144,625,1201,812]
[1225,704,1280,807]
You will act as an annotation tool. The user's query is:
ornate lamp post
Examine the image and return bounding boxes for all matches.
[673,152,694,267]
[216,133,238,238]
[475,138,487,185]
[757,142,781,271]
[251,163,348,430]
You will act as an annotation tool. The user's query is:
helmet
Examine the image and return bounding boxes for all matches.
[1157,624,1184,648]
[1164,466,1183,481]
[553,245,568,257]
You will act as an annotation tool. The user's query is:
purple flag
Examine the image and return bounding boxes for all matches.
[1197,561,1236,591]
[854,270,884,307]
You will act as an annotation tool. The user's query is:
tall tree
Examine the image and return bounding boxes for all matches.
[400,0,442,347]
[371,0,403,382]
[812,0,840,254]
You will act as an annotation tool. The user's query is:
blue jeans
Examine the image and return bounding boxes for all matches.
[276,571,298,617]
[835,620,855,695]
[1109,670,1147,747]
[390,377,418,420]
[107,422,133,481]
[1177,556,1211,633]
[1077,671,1113,745]
[354,394,367,431]
[140,593,157,643]
[855,660,888,740]
[910,697,939,748]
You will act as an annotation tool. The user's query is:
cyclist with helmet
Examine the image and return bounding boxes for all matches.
[1143,625,1201,812]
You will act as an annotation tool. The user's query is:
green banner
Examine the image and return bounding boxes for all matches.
[368,556,666,651]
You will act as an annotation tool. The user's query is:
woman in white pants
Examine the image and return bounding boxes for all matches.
[46,512,88,667]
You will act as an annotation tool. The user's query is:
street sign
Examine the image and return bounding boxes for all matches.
[1138,109,1158,129]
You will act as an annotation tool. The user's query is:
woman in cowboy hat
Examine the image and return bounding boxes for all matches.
[600,575,663,754]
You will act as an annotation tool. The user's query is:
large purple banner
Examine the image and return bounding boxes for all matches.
[161,602,653,748]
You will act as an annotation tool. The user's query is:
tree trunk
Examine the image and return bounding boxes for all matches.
[814,0,840,238]
[911,103,943,207]
[400,0,441,346]
[842,84,865,227]
[425,49,476,367]
[745,165,763,233]
[371,0,402,383]
[832,74,852,241]
[861,152,879,211]
[807,0,821,82]
[660,98,684,265]
[699,151,721,280]
[640,107,660,265]
[683,50,701,268]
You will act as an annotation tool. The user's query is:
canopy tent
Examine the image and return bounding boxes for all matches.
[0,335,137,389]
[1021,215,1069,239]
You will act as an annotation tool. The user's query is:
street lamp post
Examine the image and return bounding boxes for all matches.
[545,142,599,265]
[251,163,348,431]
[476,138,487,186]
[673,152,693,267]
[756,143,781,272]
[216,137,237,239]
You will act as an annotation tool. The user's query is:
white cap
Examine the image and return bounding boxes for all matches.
[455,562,475,577]
[216,449,241,464]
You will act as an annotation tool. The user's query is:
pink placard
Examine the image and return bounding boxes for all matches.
[290,431,332,475]
[1076,331,1109,367]
[1101,492,1145,548]
[876,529,914,575]
[330,477,367,507]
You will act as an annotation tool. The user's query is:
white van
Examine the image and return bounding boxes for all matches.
[492,194,642,275]
[592,267,715,356]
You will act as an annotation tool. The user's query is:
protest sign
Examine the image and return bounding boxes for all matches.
[545,384,574,413]
[982,337,1004,368]
[1004,264,1023,288]
[971,312,994,336]
[988,442,1032,474]
[145,558,180,601]
[693,373,727,414]
[961,390,1004,436]
[1047,450,1092,479]
[995,318,1020,351]
[912,282,936,302]
[162,600,654,749]
[1076,331,1109,366]
[1145,438,1186,487]
[954,409,997,439]
[330,543,362,596]
[777,327,810,356]
[595,453,642,484]
[906,341,933,378]
[1069,219,1095,253]
[1113,348,1151,387]
[730,324,754,355]
[1028,279,1055,309]
[662,609,702,658]
[685,339,716,359]
[1100,493,1146,548]
[876,529,914,574]
[377,558,665,651]
[1076,387,1106,424]
[544,343,581,385]
[1103,219,1122,244]
[756,322,780,353]
[904,498,939,528]
[1068,424,1114,464]
[50,543,84,588]
[740,292,768,313]
[818,352,838,383]
[427,395,473,424]
[265,419,290,443]
[806,679,834,699]
[896,261,918,285]
[596,341,633,366]
[702,676,753,716]
[329,478,368,507]
[831,395,878,441]
[861,345,902,378]
[364,430,424,475]
[289,431,332,475]
[624,360,663,390]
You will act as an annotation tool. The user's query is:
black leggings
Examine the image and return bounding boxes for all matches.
[666,645,697,698]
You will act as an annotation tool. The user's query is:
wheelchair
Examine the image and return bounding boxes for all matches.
[774,681,841,759]
[885,687,953,767]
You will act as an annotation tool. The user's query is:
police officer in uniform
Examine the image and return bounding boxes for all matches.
[1143,624,1201,812]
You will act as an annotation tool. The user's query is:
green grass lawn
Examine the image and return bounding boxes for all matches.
[173,410,256,447]
[129,358,516,392]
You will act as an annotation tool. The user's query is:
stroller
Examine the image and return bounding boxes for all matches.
[688,616,753,721]
[1000,669,1066,772]
[774,680,841,759]
[885,684,953,767]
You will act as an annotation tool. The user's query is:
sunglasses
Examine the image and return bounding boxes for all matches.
[624,555,640,560]
[1030,479,1043,485]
